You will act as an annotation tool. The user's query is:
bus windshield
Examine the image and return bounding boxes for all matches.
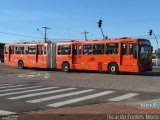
[139,44,152,61]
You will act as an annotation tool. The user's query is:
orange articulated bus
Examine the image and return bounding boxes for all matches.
[4,38,153,74]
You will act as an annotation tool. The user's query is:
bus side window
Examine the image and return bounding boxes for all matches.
[106,43,118,55]
[78,45,82,55]
[58,46,62,55]
[15,46,21,54]
[73,45,77,55]
[73,45,81,55]
[38,46,43,55]
[15,46,24,54]
[58,45,71,55]
[93,44,104,55]
[21,47,24,54]
[83,44,92,55]
[10,47,14,54]
[24,46,29,54]
[5,46,9,54]
[129,44,136,55]
[122,43,127,55]
[15,47,18,54]
[29,46,36,54]
[43,46,46,55]
[129,43,137,58]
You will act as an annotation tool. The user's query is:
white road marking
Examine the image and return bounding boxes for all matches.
[17,75,24,78]
[108,93,139,101]
[26,75,35,77]
[17,73,49,78]
[0,110,16,116]
[0,84,26,89]
[0,87,59,97]
[0,84,12,86]
[27,89,95,103]
[47,91,115,107]
[0,86,40,92]
[8,88,77,100]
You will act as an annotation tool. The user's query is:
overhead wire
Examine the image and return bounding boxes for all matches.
[0,31,43,39]
[0,30,159,42]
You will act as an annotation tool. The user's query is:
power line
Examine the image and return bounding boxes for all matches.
[37,29,45,39]
[0,31,43,39]
[0,30,159,43]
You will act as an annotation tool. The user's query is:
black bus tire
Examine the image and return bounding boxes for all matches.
[18,60,24,69]
[108,63,119,74]
[62,62,70,72]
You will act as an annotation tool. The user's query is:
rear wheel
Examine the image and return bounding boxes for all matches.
[18,61,24,69]
[62,62,70,72]
[108,63,119,74]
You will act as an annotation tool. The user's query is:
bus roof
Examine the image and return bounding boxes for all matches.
[56,38,149,45]
[5,42,48,46]
[4,38,150,46]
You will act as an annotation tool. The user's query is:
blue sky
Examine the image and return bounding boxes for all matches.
[0,0,159,48]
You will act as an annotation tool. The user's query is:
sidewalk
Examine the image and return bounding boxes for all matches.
[16,102,160,120]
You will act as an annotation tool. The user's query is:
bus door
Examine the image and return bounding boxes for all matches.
[121,42,129,71]
[121,42,136,72]
[36,45,49,68]
[127,43,137,70]
[5,45,13,62]
[9,46,15,62]
[4,46,9,62]
[72,44,82,70]
[82,44,93,70]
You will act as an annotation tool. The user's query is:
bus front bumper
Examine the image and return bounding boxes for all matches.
[137,64,153,72]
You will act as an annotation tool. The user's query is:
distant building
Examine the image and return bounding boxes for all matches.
[152,53,158,59]
[0,43,5,62]
[152,48,160,66]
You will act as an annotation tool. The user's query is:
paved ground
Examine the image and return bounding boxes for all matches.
[1,102,160,120]
[0,83,160,116]
[0,63,160,119]
[19,103,160,120]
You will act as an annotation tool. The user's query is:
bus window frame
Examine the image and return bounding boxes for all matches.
[5,46,9,54]
[93,44,105,55]
[38,45,44,55]
[83,44,93,55]
[73,44,82,56]
[57,44,71,55]
[105,43,119,55]
[10,46,15,54]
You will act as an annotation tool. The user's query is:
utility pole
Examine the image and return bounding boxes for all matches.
[42,27,50,42]
[81,31,89,40]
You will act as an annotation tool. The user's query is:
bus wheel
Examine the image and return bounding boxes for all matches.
[108,63,119,74]
[62,62,70,72]
[18,61,24,69]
